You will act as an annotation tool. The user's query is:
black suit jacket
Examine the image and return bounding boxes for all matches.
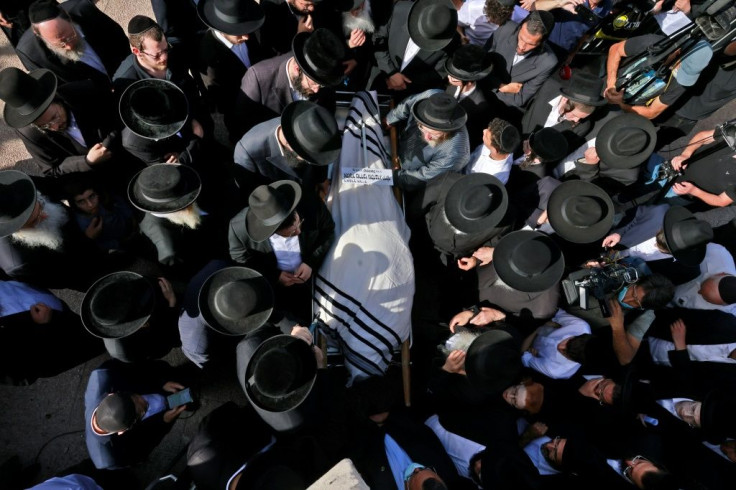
[15,0,129,88]
[259,0,342,58]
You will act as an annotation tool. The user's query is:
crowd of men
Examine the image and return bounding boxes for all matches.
[2,0,736,488]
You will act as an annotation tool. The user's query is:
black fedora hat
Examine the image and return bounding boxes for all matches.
[292,29,346,88]
[663,206,713,266]
[81,271,155,339]
[0,67,57,129]
[701,388,736,443]
[465,329,522,395]
[408,0,458,51]
[412,92,467,132]
[0,170,37,237]
[547,180,614,244]
[199,266,274,336]
[119,79,189,141]
[128,164,202,213]
[595,114,656,169]
[244,334,318,412]
[245,180,302,242]
[560,70,606,107]
[444,173,508,233]
[281,101,341,166]
[529,128,568,162]
[197,0,265,36]
[494,230,565,292]
[445,44,494,82]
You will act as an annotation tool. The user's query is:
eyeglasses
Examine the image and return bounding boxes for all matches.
[50,29,77,48]
[623,455,650,483]
[140,42,171,61]
[541,436,562,464]
[404,465,436,485]
[34,104,64,131]
[595,379,609,406]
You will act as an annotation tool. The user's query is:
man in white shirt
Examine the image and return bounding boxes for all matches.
[465,117,520,184]
[521,309,592,379]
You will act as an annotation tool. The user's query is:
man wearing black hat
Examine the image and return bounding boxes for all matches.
[233,100,340,198]
[83,359,188,470]
[508,127,568,188]
[236,28,343,135]
[259,0,342,58]
[0,67,122,180]
[385,91,470,190]
[371,0,460,100]
[15,0,129,88]
[195,0,266,143]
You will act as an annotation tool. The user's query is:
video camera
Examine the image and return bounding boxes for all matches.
[562,262,639,317]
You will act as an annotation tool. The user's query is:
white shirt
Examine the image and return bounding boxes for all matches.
[76,24,107,75]
[466,144,513,184]
[425,415,486,479]
[522,309,591,379]
[620,236,670,262]
[268,233,302,272]
[214,29,251,67]
[543,95,564,129]
[648,338,736,366]
[672,243,736,313]
[451,84,477,101]
[401,38,421,71]
[512,52,528,66]
[0,280,63,317]
[552,138,595,178]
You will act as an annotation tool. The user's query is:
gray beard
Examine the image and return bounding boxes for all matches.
[153,203,203,230]
[342,7,375,36]
[11,197,68,250]
[291,69,315,99]
[43,34,86,64]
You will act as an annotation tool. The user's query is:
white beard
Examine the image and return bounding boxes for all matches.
[154,203,202,230]
[43,33,85,64]
[342,2,375,36]
[11,196,69,250]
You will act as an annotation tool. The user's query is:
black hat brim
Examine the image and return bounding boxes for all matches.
[197,0,265,36]
[444,173,508,233]
[245,180,302,242]
[199,266,274,335]
[663,206,709,266]
[119,79,189,141]
[3,69,57,129]
[407,0,458,51]
[465,329,522,395]
[292,32,345,88]
[81,271,154,339]
[0,170,36,237]
[547,180,614,244]
[444,55,494,82]
[595,114,656,169]
[411,96,467,132]
[281,101,341,166]
[493,230,565,293]
[559,86,607,107]
[128,164,202,213]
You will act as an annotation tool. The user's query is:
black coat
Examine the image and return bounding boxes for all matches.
[259,0,342,58]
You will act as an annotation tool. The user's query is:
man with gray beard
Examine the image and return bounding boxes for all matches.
[15,0,129,89]
[339,0,389,90]
[0,170,108,290]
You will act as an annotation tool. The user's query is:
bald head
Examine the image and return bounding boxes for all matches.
[698,273,735,306]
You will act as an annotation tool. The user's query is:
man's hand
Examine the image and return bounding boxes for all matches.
[562,0,585,14]
[297,14,314,33]
[386,72,412,91]
[86,143,112,165]
[343,58,358,75]
[85,216,103,239]
[672,0,691,14]
[670,318,687,350]
[457,256,479,271]
[602,233,621,248]
[608,299,625,330]
[294,263,312,283]
[472,307,506,325]
[604,87,624,105]
[499,82,523,94]
[191,119,205,138]
[442,350,466,374]
[449,310,474,332]
[348,28,366,48]
[672,181,696,196]
[520,0,536,11]
[472,247,494,266]
[164,153,179,164]
[527,421,548,438]
[536,210,549,227]
[0,11,13,29]
[583,146,600,165]
[30,303,54,324]
[163,405,186,423]
[158,277,177,308]
[163,381,185,393]
[291,325,313,344]
[670,154,690,171]
[279,270,302,286]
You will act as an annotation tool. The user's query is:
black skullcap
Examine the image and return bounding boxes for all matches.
[29,0,61,24]
[95,393,137,433]
[528,10,555,36]
[719,275,736,304]
[128,15,159,35]
[498,125,521,154]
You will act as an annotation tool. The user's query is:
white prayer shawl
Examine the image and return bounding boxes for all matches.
[314,91,414,383]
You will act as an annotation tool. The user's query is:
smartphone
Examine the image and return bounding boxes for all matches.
[166,388,193,409]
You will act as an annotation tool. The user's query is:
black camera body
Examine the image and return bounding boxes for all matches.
[562,263,639,317]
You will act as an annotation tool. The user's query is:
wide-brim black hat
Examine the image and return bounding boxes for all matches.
[281,101,341,166]
[128,164,202,213]
[444,173,508,233]
[529,128,568,162]
[119,79,189,141]
[560,70,606,107]
[412,92,467,132]
[81,271,155,339]
[292,29,346,88]
[620,366,654,414]
[445,44,494,82]
[244,335,318,412]
[494,230,565,293]
[547,180,614,244]
[595,114,656,169]
[0,170,37,237]
[701,388,736,443]
[246,180,302,242]
[466,329,522,395]
[197,0,265,35]
[0,68,57,129]
[199,266,274,336]
[663,206,713,266]
[408,0,458,51]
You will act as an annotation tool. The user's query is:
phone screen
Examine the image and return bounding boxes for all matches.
[166,388,193,409]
